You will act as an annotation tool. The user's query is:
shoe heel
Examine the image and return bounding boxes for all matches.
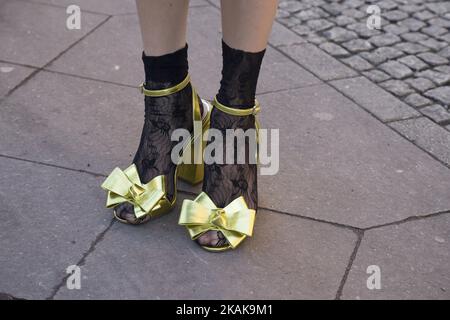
[178,99,211,185]
[178,134,205,185]
[178,162,204,185]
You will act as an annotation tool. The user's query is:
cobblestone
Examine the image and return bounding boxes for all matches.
[425,86,450,107]
[404,93,432,108]
[319,42,351,57]
[278,0,450,129]
[416,70,450,86]
[405,77,436,93]
[397,55,428,71]
[369,33,402,47]
[342,39,373,52]
[380,79,414,97]
[417,52,449,66]
[379,60,413,79]
[420,104,450,124]
[360,46,403,64]
[394,42,429,54]
[341,55,373,71]
[363,69,391,82]
[322,27,358,42]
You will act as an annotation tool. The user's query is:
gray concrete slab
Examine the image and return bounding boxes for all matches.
[0,157,111,299]
[342,214,450,300]
[331,76,421,122]
[26,0,137,15]
[269,21,307,47]
[26,0,208,15]
[54,195,357,299]
[0,71,142,175]
[0,63,36,98]
[0,0,107,67]
[46,6,320,97]
[279,43,358,81]
[258,84,450,228]
[389,117,450,166]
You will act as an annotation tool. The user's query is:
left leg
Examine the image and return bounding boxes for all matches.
[197,0,278,247]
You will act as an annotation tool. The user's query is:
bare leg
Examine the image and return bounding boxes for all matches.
[136,0,189,56]
[221,0,278,52]
[198,0,278,247]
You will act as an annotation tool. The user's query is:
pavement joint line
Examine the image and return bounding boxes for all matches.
[22,0,211,17]
[19,0,111,17]
[4,14,112,98]
[257,81,325,97]
[41,68,138,89]
[364,209,450,232]
[2,64,326,99]
[335,230,364,300]
[112,3,211,17]
[0,145,450,232]
[46,218,116,300]
[384,115,424,124]
[0,154,106,178]
[3,153,446,234]
[0,292,25,300]
[0,59,40,70]
[388,124,450,170]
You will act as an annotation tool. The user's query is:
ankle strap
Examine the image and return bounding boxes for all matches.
[213,97,260,116]
[139,74,190,97]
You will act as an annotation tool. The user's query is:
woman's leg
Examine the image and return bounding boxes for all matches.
[136,0,189,56]
[115,0,193,224]
[221,0,278,52]
[198,0,278,246]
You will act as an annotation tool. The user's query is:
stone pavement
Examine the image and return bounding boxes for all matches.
[0,0,449,300]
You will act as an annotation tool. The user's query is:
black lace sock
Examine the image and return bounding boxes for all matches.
[198,40,265,247]
[116,45,197,224]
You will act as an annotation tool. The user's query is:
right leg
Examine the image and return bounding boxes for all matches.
[114,0,193,224]
[136,0,189,56]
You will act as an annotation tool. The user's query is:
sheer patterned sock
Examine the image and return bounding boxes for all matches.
[199,41,265,247]
[115,45,198,224]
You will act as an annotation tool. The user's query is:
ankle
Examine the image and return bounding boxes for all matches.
[142,44,189,90]
[216,40,265,109]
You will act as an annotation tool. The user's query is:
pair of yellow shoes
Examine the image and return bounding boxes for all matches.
[101,75,258,252]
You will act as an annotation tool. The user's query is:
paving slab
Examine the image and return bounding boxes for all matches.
[389,117,450,166]
[269,21,307,47]
[331,76,420,122]
[279,43,358,81]
[0,0,107,67]
[54,195,357,299]
[46,6,320,98]
[342,214,450,300]
[26,0,208,15]
[258,84,450,228]
[0,157,111,299]
[0,62,36,98]
[0,71,142,174]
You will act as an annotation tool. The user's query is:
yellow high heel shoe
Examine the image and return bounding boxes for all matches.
[101,75,211,224]
[178,97,259,252]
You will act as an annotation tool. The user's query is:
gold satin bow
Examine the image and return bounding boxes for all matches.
[179,192,256,249]
[101,164,167,219]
